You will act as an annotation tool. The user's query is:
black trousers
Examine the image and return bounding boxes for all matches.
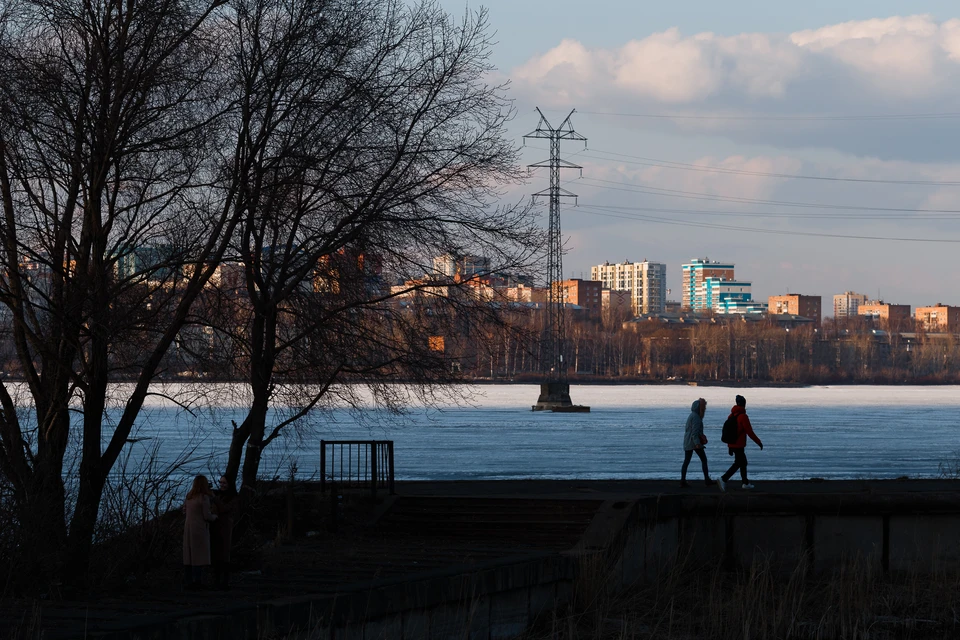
[212,562,230,588]
[722,448,749,484]
[682,447,710,481]
[183,565,203,586]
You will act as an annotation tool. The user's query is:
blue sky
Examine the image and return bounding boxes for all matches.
[439,1,960,310]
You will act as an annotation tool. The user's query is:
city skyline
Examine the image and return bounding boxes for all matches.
[438,1,960,309]
[580,254,919,313]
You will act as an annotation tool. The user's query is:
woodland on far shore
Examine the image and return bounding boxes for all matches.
[462,311,956,385]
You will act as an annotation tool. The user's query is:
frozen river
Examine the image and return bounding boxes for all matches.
[111,384,960,482]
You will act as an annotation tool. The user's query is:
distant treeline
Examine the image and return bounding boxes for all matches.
[459,313,960,385]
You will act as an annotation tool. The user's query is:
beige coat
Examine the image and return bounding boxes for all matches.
[183,495,217,566]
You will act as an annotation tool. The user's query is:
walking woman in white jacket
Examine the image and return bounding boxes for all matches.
[681,398,713,488]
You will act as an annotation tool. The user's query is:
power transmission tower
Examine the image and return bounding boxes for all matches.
[525,108,589,411]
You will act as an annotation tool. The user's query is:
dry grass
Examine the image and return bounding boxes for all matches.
[526,552,960,640]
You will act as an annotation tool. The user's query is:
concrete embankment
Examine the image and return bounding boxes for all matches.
[12,479,960,639]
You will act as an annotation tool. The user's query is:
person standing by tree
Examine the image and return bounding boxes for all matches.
[718,395,764,491]
[183,476,218,589]
[681,398,713,488]
[211,476,239,590]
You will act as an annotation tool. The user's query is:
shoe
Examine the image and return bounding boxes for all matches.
[742,483,755,490]
[716,478,726,492]
[679,481,690,488]
[704,479,714,487]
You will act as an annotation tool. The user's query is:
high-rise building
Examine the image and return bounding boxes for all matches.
[916,304,960,332]
[769,294,822,325]
[681,258,735,311]
[833,292,868,319]
[589,259,667,314]
[591,260,634,291]
[636,261,667,315]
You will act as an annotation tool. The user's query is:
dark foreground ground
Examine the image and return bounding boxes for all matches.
[3,478,960,639]
[399,477,952,498]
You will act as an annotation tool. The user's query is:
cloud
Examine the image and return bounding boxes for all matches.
[612,29,722,102]
[511,16,960,160]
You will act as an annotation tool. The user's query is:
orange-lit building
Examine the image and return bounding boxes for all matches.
[768,294,822,325]
[556,279,602,315]
[858,301,912,328]
[915,303,960,332]
[503,284,546,303]
[314,248,382,295]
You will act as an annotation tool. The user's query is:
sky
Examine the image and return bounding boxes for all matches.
[439,0,960,310]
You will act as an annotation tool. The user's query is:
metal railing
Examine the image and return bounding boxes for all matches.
[320,440,394,498]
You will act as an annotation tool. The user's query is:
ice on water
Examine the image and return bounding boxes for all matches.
[124,384,960,481]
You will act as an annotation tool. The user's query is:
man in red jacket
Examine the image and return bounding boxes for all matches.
[717,395,763,491]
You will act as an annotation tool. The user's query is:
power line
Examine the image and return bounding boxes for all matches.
[576,204,960,243]
[574,178,960,218]
[576,110,960,122]
[579,177,960,213]
[526,143,960,186]
[579,148,960,186]
[576,201,960,221]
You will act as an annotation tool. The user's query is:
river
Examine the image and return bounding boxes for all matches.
[95,384,960,481]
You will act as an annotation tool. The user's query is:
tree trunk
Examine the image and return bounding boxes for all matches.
[65,469,107,586]
[235,307,277,491]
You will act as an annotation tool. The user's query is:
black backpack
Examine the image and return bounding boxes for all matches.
[721,413,739,444]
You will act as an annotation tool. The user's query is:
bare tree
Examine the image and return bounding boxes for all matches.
[0,0,237,587]
[213,0,539,488]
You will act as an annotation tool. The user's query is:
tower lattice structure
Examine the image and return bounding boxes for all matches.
[524,108,586,379]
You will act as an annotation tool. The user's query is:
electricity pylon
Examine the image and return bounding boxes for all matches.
[524,108,589,412]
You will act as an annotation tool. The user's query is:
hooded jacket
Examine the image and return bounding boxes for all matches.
[683,400,705,451]
[727,404,762,450]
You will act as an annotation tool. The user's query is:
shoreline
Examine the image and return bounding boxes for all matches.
[6,374,960,387]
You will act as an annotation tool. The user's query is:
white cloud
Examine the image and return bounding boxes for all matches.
[510,15,960,160]
[612,29,721,102]
[518,15,960,102]
[513,39,615,105]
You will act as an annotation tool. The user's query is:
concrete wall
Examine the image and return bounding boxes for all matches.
[94,492,960,640]
[614,494,960,587]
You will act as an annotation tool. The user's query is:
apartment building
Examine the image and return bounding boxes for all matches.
[601,289,632,314]
[769,294,822,325]
[557,279,603,315]
[503,284,546,303]
[915,303,960,332]
[833,291,868,319]
[681,258,735,311]
[590,259,667,314]
[704,278,767,314]
[858,300,912,328]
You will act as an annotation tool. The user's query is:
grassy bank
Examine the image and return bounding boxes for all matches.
[526,552,960,640]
